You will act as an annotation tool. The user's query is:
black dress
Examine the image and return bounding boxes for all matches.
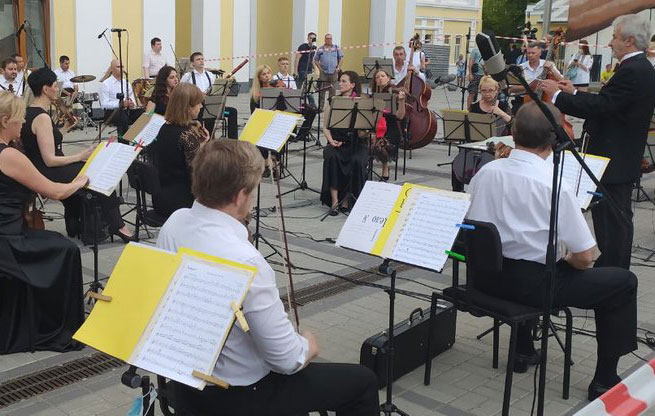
[0,143,85,353]
[320,127,368,207]
[150,123,203,217]
[20,107,125,237]
[470,100,512,136]
[151,94,168,116]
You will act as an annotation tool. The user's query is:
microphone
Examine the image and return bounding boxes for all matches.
[111,28,127,32]
[97,28,108,39]
[428,74,456,89]
[475,30,507,86]
[15,21,26,37]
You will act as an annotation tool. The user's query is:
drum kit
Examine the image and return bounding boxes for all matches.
[53,74,99,130]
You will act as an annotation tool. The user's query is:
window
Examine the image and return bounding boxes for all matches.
[454,35,462,61]
[0,0,50,66]
[443,34,451,46]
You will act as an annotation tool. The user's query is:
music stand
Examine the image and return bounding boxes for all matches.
[211,78,241,97]
[363,57,394,80]
[320,96,383,220]
[303,74,331,146]
[202,95,227,139]
[441,110,496,142]
[260,88,303,113]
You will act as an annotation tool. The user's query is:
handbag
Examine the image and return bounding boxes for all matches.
[565,54,579,80]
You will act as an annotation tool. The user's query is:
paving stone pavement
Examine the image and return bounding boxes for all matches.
[2,87,655,415]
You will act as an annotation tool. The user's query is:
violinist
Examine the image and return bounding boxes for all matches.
[370,68,405,181]
[471,76,512,127]
[145,65,179,116]
[511,41,563,92]
[272,57,297,89]
[321,71,368,214]
[251,64,283,177]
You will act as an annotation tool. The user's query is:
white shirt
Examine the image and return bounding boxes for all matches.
[0,77,22,96]
[272,72,297,89]
[467,149,596,264]
[568,54,594,85]
[180,69,216,94]
[99,75,135,109]
[143,50,169,78]
[392,61,408,85]
[156,201,309,386]
[54,68,76,90]
[520,59,547,84]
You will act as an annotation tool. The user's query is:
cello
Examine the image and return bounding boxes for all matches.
[523,28,576,140]
[399,34,438,150]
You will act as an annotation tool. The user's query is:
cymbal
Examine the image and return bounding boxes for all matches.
[70,75,96,83]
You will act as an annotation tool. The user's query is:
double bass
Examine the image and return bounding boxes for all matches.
[523,28,576,140]
[399,34,438,150]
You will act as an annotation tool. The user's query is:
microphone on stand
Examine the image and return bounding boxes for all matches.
[475,30,510,91]
[429,74,457,89]
[15,20,27,37]
[110,28,127,33]
[97,28,108,39]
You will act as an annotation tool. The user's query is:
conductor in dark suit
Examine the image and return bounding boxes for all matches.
[542,13,655,270]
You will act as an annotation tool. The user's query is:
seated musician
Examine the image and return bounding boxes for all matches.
[370,68,406,181]
[145,65,179,115]
[21,68,134,242]
[470,76,512,126]
[54,55,78,98]
[99,59,144,135]
[156,139,379,416]
[251,64,278,178]
[466,102,638,401]
[321,70,368,215]
[271,56,297,89]
[0,58,22,97]
[150,83,209,218]
[0,91,87,353]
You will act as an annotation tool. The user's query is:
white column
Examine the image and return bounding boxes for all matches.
[232,0,251,82]
[328,0,342,45]
[249,0,257,80]
[403,0,417,43]
[191,0,220,61]
[369,0,397,58]
[75,0,113,94]
[291,0,318,51]
[143,0,176,66]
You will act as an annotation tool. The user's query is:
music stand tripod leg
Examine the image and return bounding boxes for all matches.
[253,182,285,260]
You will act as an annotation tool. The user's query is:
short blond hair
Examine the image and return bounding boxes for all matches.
[164,83,204,126]
[0,92,25,124]
[191,139,265,208]
[478,75,500,93]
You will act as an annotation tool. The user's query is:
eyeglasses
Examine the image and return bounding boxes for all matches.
[480,88,497,93]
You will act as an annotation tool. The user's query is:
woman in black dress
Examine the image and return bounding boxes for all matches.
[369,68,406,181]
[20,68,134,242]
[321,70,368,215]
[150,83,209,218]
[0,91,88,353]
[470,75,512,131]
[145,65,179,116]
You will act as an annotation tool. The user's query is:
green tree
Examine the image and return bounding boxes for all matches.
[481,0,532,49]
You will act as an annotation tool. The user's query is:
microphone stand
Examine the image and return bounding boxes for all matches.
[462,28,471,110]
[23,22,48,68]
[101,32,119,60]
[506,65,631,415]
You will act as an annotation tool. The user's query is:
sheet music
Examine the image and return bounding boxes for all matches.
[387,189,470,272]
[257,113,300,151]
[134,114,166,146]
[131,255,250,389]
[336,181,402,253]
[84,143,139,196]
[560,151,609,210]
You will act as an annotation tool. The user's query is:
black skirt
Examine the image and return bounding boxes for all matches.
[320,136,368,207]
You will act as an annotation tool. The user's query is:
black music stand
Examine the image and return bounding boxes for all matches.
[320,96,383,221]
[202,95,227,139]
[363,57,394,81]
[211,78,241,97]
[304,76,333,146]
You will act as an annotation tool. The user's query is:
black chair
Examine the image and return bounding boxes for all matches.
[424,220,573,416]
[127,159,168,240]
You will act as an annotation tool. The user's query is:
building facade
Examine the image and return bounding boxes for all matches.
[1,0,424,93]
[414,0,483,66]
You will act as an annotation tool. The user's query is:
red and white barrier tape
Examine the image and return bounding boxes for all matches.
[574,359,655,416]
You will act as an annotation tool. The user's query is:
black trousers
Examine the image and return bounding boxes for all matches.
[103,108,144,136]
[172,363,380,416]
[591,182,634,269]
[491,258,637,358]
[200,107,238,139]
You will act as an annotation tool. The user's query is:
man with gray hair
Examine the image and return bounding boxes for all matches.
[542,13,655,270]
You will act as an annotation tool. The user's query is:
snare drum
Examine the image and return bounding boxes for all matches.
[132,78,153,107]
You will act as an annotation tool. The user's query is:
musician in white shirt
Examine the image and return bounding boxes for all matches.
[99,59,142,134]
[53,55,78,96]
[180,52,215,94]
[511,41,563,90]
[157,140,379,416]
[142,37,170,79]
[467,102,638,401]
[271,56,297,89]
[0,58,21,97]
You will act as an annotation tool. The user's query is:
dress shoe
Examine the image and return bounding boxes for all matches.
[513,349,541,374]
[588,380,615,401]
[111,230,137,244]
